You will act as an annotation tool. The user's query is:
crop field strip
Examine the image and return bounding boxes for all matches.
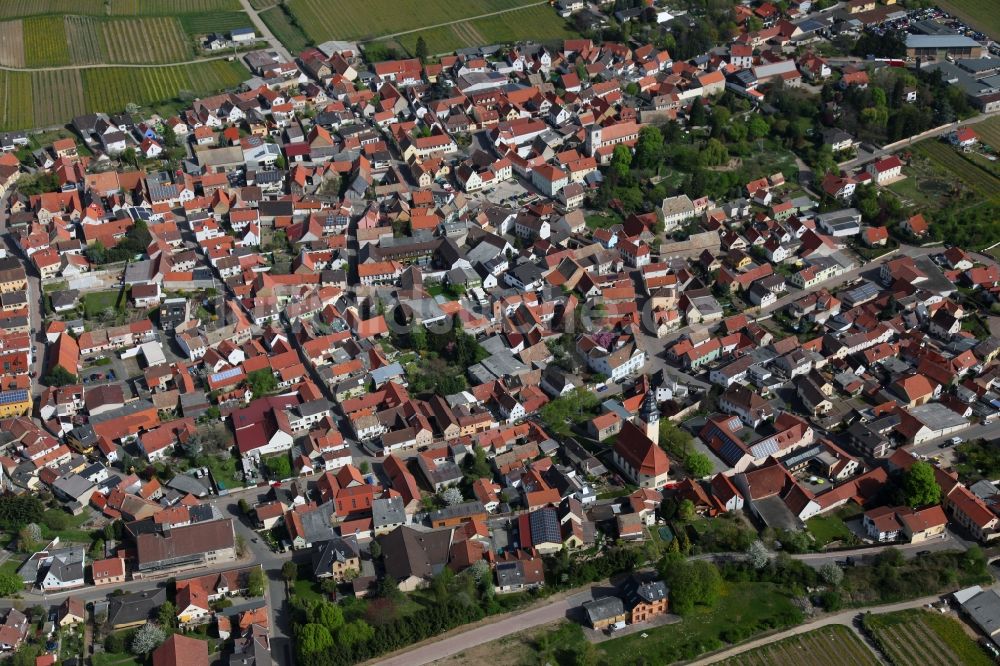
[32,69,86,128]
[107,0,242,13]
[869,614,966,666]
[23,16,72,67]
[80,60,248,115]
[101,17,192,64]
[249,0,281,9]
[718,625,879,666]
[974,116,1000,148]
[65,16,104,66]
[0,0,104,19]
[918,140,1000,198]
[260,6,310,54]
[397,4,579,56]
[0,71,35,132]
[937,0,1000,41]
[179,12,255,35]
[0,21,26,68]
[286,0,540,42]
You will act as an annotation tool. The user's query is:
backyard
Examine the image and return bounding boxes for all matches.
[82,290,124,318]
[806,503,862,548]
[263,452,293,481]
[204,454,241,492]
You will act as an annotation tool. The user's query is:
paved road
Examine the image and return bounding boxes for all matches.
[838,110,1000,171]
[237,0,293,61]
[377,595,575,666]
[692,591,962,665]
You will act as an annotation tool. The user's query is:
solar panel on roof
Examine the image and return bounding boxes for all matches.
[0,389,28,405]
[210,368,243,383]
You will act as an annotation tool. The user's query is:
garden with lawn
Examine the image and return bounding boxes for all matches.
[597,581,803,665]
[83,290,124,318]
[806,503,862,548]
[263,452,293,481]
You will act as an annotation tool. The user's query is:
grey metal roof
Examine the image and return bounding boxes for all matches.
[583,596,625,622]
[372,496,405,529]
[963,589,1000,638]
[906,34,981,48]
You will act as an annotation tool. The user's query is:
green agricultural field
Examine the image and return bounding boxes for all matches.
[0,71,35,132]
[938,0,1000,41]
[719,625,879,666]
[260,6,310,55]
[108,0,242,13]
[32,69,87,127]
[65,16,104,66]
[102,17,192,64]
[974,115,1000,149]
[864,609,993,666]
[286,0,539,43]
[81,60,249,115]
[23,16,71,67]
[249,0,281,9]
[0,0,104,19]
[178,11,255,35]
[397,5,579,55]
[917,140,1000,198]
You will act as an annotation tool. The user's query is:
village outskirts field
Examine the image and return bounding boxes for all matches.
[0,0,251,132]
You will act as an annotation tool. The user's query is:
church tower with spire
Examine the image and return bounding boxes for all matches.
[640,389,660,446]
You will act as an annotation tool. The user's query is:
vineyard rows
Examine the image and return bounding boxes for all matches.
[81,61,247,115]
[32,69,86,127]
[108,0,241,14]
[102,17,191,64]
[0,71,35,132]
[24,16,71,67]
[0,21,26,68]
[286,0,538,42]
[65,16,104,66]
[0,0,104,20]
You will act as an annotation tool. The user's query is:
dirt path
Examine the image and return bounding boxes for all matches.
[0,53,237,72]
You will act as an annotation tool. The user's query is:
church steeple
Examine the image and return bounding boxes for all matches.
[640,389,660,445]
